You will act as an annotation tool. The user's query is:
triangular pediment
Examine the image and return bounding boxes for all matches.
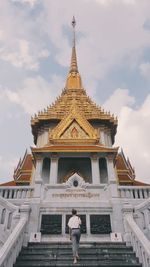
[49,101,99,144]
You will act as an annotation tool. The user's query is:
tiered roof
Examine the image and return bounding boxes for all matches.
[13,150,32,185]
[31,18,117,145]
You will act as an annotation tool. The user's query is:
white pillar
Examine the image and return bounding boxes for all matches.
[49,153,58,184]
[34,157,43,197]
[35,158,42,181]
[107,154,118,197]
[107,155,116,182]
[91,153,100,184]
[100,128,105,145]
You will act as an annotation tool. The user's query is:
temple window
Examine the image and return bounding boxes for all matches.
[42,157,51,183]
[99,158,108,183]
[58,157,92,183]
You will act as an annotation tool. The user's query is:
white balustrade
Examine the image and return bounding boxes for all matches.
[0,197,19,247]
[134,198,150,240]
[0,217,27,267]
[0,186,34,199]
[125,213,150,267]
[118,186,150,199]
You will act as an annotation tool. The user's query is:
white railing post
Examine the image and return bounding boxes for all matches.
[19,202,31,247]
[122,202,134,245]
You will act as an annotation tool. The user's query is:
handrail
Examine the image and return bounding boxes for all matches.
[0,217,27,267]
[134,197,150,211]
[0,186,34,199]
[125,213,150,267]
[118,186,150,199]
[0,186,34,190]
[0,196,18,211]
[119,186,150,189]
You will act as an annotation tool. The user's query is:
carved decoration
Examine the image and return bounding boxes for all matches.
[49,101,99,144]
[63,172,89,189]
[60,121,89,139]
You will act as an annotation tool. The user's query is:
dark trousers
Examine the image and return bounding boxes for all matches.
[71,229,81,257]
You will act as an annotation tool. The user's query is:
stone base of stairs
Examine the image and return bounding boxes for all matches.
[13,242,142,267]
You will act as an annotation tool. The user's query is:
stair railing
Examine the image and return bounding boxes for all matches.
[0,217,27,267]
[124,210,150,267]
[0,196,19,247]
[0,201,30,267]
[134,198,150,240]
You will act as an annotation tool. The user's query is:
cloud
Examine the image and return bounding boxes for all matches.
[103,89,150,183]
[32,0,150,99]
[11,0,38,8]
[0,39,49,70]
[139,62,150,80]
[0,155,18,183]
[0,75,65,115]
[0,1,49,71]
[103,88,135,115]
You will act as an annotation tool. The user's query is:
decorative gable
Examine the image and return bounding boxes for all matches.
[60,120,89,139]
[49,101,99,144]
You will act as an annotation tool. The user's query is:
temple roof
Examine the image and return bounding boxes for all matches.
[31,18,117,145]
[13,150,32,185]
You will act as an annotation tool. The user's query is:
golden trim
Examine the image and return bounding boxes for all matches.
[49,101,99,143]
[31,146,118,153]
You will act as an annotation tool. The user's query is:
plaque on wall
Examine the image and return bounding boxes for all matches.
[90,214,111,234]
[40,214,62,234]
[65,214,86,234]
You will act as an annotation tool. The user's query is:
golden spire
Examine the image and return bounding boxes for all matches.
[66,16,83,90]
[70,16,78,73]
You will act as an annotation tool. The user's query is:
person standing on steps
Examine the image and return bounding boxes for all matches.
[68,209,82,264]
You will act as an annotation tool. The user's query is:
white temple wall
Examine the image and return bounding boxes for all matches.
[37,130,49,147]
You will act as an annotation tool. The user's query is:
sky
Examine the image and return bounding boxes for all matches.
[0,0,150,184]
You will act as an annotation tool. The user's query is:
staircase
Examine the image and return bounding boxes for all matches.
[13,242,142,267]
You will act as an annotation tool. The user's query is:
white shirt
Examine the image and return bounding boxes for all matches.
[68,215,81,229]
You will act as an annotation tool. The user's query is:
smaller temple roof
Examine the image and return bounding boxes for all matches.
[13,150,32,185]
[116,149,149,186]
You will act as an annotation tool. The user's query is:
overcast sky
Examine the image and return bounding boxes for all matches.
[0,0,150,184]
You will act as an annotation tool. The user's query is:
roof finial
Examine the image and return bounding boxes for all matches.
[72,16,76,47]
[70,16,78,73]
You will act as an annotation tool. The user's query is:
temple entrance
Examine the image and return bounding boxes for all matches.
[57,157,92,183]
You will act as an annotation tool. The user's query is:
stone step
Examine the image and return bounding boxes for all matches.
[20,250,136,256]
[25,245,133,250]
[14,263,142,267]
[22,248,134,254]
[28,241,126,246]
[27,243,127,249]
[17,255,138,261]
[13,242,142,267]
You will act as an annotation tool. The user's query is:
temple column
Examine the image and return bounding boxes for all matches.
[91,153,100,184]
[34,158,43,181]
[107,154,118,197]
[49,153,58,184]
[34,157,43,198]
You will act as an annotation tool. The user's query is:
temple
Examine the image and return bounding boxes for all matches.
[0,18,150,267]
